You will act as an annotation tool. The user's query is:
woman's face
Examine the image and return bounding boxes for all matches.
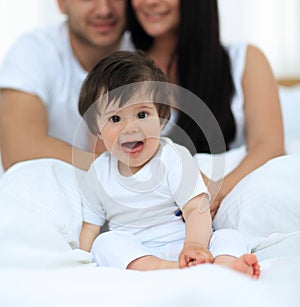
[131,0,180,38]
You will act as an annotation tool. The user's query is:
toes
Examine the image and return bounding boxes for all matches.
[243,254,259,266]
[237,254,261,278]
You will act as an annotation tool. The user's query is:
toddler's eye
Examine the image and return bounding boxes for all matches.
[109,115,120,123]
[137,111,148,119]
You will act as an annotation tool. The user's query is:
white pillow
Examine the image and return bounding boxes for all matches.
[213,154,300,239]
[0,158,84,248]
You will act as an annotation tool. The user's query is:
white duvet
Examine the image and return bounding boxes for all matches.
[0,85,300,307]
[0,153,300,307]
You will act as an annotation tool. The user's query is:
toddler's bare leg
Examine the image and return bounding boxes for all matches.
[214,253,260,279]
[127,255,178,271]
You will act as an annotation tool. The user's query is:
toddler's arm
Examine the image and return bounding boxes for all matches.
[178,193,213,268]
[79,222,101,252]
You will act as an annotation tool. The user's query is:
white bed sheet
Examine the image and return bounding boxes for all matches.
[0,158,299,307]
[1,257,299,307]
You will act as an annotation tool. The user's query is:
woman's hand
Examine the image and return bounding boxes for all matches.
[209,196,221,219]
[200,172,225,218]
[207,180,226,218]
[178,242,213,268]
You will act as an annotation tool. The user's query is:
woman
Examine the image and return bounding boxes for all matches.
[127,0,284,217]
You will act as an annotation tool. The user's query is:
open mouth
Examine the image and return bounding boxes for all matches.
[121,141,144,155]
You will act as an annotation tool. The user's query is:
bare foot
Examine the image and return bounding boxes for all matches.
[214,254,260,279]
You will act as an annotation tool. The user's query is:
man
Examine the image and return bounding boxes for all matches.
[0,0,131,172]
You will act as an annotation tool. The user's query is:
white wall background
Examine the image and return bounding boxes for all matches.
[0,0,299,78]
[0,0,64,62]
[218,0,300,78]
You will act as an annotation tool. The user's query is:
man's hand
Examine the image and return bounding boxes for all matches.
[178,242,213,268]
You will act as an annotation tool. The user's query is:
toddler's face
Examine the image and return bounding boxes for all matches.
[99,100,162,174]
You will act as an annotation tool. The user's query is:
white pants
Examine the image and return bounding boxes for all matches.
[91,229,250,269]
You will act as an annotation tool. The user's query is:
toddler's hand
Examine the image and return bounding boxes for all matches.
[178,242,213,268]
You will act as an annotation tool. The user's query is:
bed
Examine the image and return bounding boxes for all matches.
[0,81,299,307]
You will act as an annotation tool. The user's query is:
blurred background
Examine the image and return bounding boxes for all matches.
[0,0,299,79]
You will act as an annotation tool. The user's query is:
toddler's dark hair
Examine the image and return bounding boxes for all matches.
[78,50,171,135]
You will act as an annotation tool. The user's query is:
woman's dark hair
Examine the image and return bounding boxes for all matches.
[127,0,235,154]
[78,50,171,135]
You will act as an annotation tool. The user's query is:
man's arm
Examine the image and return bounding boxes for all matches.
[0,89,97,170]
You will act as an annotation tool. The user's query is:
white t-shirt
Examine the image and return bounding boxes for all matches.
[80,137,209,247]
[0,21,133,151]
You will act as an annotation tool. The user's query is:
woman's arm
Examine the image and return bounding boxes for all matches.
[79,222,101,252]
[209,45,284,217]
[178,194,213,268]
